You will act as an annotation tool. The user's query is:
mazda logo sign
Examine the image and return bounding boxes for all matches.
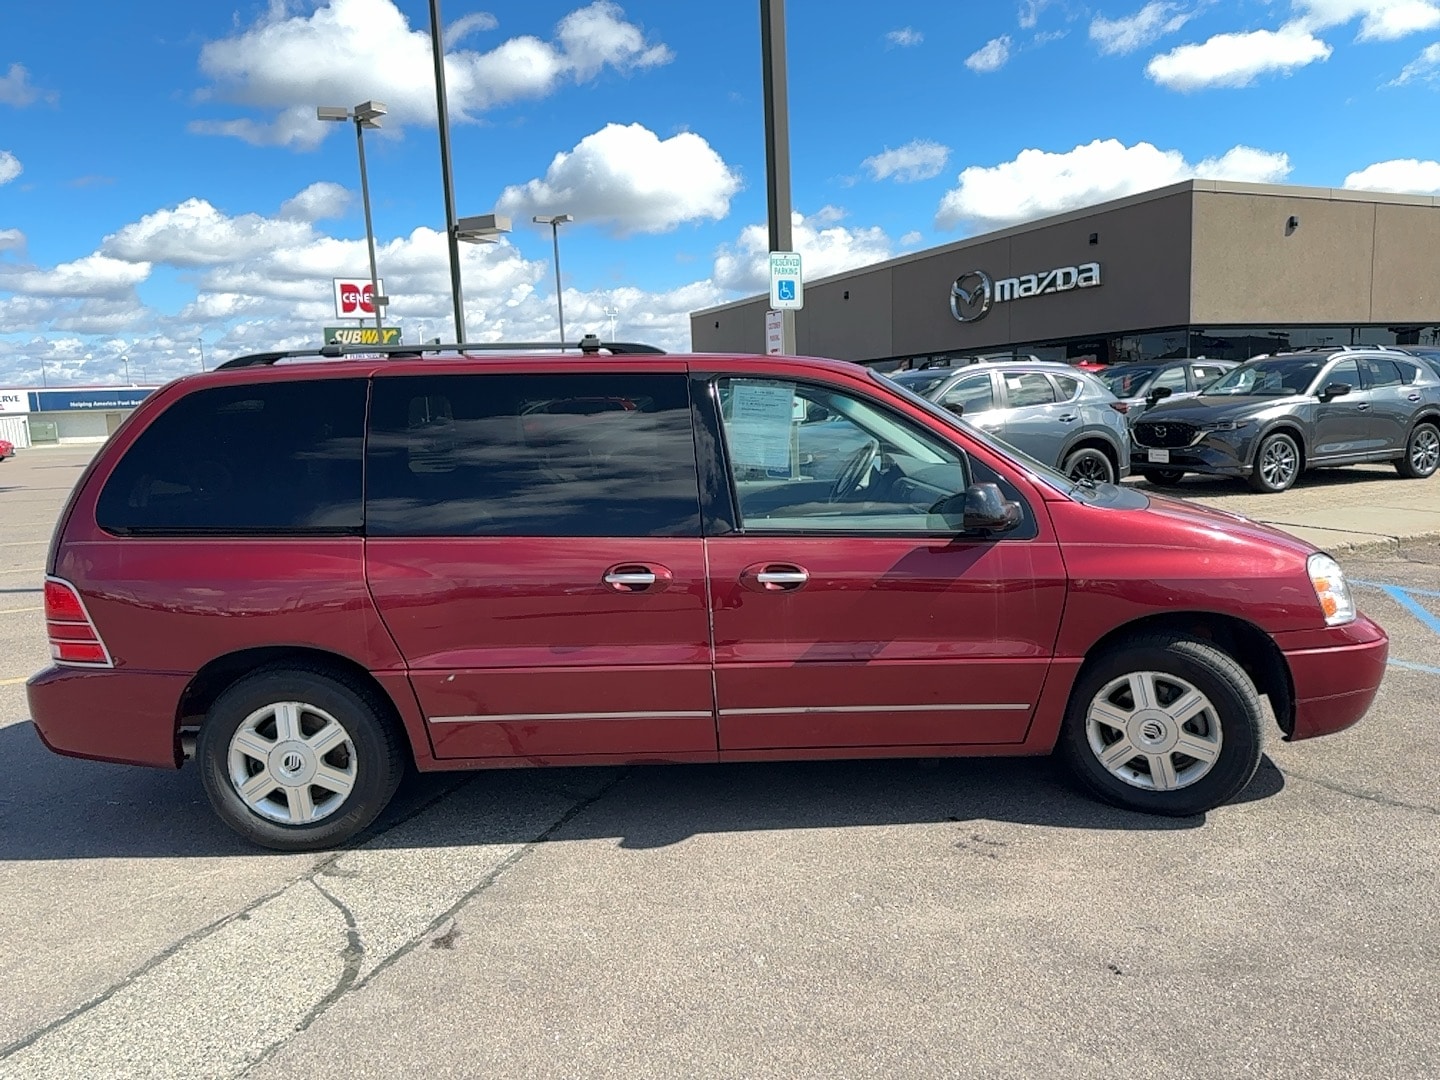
[950,270,993,323]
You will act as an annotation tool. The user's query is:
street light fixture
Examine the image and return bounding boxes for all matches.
[317,100,390,336]
[533,214,574,343]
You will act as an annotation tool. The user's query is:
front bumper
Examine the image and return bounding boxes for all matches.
[27,666,188,768]
[1132,431,1258,477]
[1274,615,1389,741]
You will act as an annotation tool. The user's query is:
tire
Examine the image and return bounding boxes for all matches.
[198,665,406,851]
[1140,467,1186,486]
[1247,431,1301,493]
[1395,422,1440,480]
[1063,446,1116,485]
[1056,634,1264,817]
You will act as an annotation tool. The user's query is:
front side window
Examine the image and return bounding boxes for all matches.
[97,379,367,535]
[716,378,969,533]
[366,373,701,537]
[1099,367,1155,396]
[1153,366,1189,392]
[1325,359,1361,391]
[940,373,995,414]
[1207,359,1324,396]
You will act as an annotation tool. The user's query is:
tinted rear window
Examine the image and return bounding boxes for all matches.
[97,380,367,535]
[365,372,701,537]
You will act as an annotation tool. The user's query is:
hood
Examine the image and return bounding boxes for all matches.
[1138,491,1317,557]
[1137,394,1300,423]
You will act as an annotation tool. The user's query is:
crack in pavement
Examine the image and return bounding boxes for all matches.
[1280,767,1440,818]
[0,774,475,1065]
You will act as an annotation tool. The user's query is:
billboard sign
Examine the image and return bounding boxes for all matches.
[30,389,155,413]
[332,277,385,319]
[324,326,402,346]
[0,390,29,414]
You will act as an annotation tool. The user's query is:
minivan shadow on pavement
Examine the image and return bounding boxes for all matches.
[0,720,1286,861]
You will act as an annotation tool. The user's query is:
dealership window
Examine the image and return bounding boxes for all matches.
[96,380,368,535]
[365,373,702,537]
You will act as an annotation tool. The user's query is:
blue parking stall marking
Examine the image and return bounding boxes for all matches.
[1387,659,1440,677]
[1352,581,1440,638]
[1354,580,1440,600]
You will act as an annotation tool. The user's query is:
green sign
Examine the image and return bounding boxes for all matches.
[324,326,402,346]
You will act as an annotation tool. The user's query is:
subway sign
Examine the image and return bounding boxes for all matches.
[323,326,402,346]
[950,262,1102,323]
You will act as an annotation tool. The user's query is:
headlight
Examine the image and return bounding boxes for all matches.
[1308,553,1356,626]
[1202,419,1252,432]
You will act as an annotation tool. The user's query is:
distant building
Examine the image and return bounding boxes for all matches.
[691,179,1440,369]
[0,386,159,448]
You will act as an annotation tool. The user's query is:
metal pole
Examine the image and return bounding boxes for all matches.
[123,356,130,384]
[760,0,796,354]
[197,338,206,371]
[354,118,384,336]
[429,0,466,342]
[550,222,566,344]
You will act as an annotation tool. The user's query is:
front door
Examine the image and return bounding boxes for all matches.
[705,375,1066,752]
[364,368,716,761]
[1312,358,1374,458]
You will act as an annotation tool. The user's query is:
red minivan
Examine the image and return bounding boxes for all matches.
[27,343,1389,850]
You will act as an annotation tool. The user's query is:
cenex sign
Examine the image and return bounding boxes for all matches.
[949,262,1102,323]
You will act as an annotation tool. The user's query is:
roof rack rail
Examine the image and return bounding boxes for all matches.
[216,334,665,370]
[1276,344,1403,355]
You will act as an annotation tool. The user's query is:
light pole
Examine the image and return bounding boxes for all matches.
[533,214,573,343]
[428,0,467,342]
[121,355,131,385]
[760,0,796,354]
[197,338,206,371]
[605,306,618,340]
[318,101,389,336]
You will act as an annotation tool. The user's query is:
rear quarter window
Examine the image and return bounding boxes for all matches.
[96,379,367,535]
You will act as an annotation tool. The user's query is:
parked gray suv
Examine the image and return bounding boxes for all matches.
[1132,347,1440,492]
[888,361,1131,484]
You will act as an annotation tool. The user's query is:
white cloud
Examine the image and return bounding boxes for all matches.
[191,0,673,148]
[886,27,924,47]
[102,197,325,267]
[1147,27,1332,89]
[1294,0,1440,40]
[0,63,51,107]
[0,227,25,251]
[900,230,924,245]
[966,36,1013,72]
[1343,157,1440,192]
[0,150,20,184]
[713,208,896,292]
[1019,0,1054,29]
[1090,2,1199,54]
[935,138,1292,231]
[1389,40,1440,81]
[496,123,741,235]
[0,253,152,299]
[443,12,499,49]
[279,182,353,222]
[862,140,950,183]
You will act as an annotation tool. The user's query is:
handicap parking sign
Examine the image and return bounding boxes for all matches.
[768,252,804,309]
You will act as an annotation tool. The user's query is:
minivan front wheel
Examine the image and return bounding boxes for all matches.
[198,666,405,851]
[1057,634,1263,817]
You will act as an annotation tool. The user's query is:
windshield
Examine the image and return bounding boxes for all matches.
[874,370,1091,498]
[888,370,951,397]
[1098,366,1156,396]
[1205,358,1322,396]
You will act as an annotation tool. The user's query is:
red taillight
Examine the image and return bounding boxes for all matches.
[1109,401,1130,414]
[44,577,112,667]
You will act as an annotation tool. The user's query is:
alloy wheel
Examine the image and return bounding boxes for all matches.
[1067,450,1114,485]
[1084,671,1223,792]
[1259,438,1298,489]
[227,701,357,825]
[1411,426,1440,474]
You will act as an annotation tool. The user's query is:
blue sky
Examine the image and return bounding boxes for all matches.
[2,0,1440,385]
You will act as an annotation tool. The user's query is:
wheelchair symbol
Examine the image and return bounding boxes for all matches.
[777,279,796,302]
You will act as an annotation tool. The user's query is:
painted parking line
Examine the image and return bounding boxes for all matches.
[1388,659,1440,677]
[0,675,30,686]
[1353,581,1440,637]
[0,607,43,616]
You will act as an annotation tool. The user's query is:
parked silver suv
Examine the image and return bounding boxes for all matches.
[889,361,1131,484]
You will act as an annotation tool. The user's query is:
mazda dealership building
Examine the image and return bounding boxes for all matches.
[690,179,1440,368]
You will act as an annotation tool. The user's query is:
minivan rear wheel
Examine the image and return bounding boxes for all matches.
[1057,634,1263,817]
[198,666,405,851]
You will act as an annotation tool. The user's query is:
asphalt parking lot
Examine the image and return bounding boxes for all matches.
[2,446,1438,1080]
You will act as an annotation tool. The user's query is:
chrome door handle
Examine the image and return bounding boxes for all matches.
[1058,414,1079,423]
[1356,403,1371,411]
[1409,393,1422,402]
[604,571,656,587]
[756,570,808,586]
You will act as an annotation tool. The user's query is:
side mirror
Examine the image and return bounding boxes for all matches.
[944,401,965,417]
[804,402,831,423]
[1146,385,1173,407]
[931,483,1021,533]
[1319,382,1351,402]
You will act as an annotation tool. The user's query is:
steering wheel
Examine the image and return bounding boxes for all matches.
[829,438,880,502]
